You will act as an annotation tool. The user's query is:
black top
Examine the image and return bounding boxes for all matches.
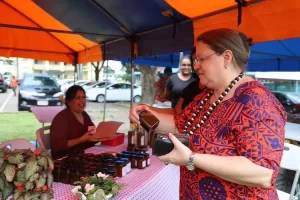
[166,74,196,108]
[181,80,203,109]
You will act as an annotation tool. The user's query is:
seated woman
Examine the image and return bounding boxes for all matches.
[50,85,98,159]
[130,28,286,199]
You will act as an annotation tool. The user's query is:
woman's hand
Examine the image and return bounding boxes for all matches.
[79,130,95,143]
[129,104,151,124]
[158,133,192,166]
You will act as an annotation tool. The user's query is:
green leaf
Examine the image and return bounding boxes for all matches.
[46,157,54,170]
[2,182,13,200]
[8,153,24,165]
[16,170,26,182]
[29,173,39,183]
[25,181,34,191]
[35,176,46,188]
[24,192,31,200]
[0,161,7,173]
[93,189,106,200]
[25,159,38,180]
[31,192,41,198]
[41,192,51,200]
[4,164,16,182]
[0,175,5,191]
[47,171,53,187]
[37,157,48,168]
[13,190,22,200]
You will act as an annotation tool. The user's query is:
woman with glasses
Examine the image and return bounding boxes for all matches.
[129,28,286,199]
[164,56,197,108]
[50,85,100,159]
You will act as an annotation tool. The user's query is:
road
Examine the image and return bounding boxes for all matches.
[0,89,131,132]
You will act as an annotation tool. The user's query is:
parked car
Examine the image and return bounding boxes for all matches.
[86,83,142,103]
[60,80,91,93]
[84,81,113,91]
[272,91,300,114]
[0,73,8,93]
[18,74,62,111]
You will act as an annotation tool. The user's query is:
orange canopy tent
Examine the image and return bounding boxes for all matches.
[1,0,300,64]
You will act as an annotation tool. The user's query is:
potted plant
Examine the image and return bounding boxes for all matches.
[72,172,123,200]
[0,147,54,200]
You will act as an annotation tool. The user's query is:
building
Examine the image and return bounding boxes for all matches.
[0,57,105,81]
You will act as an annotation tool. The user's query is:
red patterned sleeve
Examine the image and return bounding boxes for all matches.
[232,88,286,185]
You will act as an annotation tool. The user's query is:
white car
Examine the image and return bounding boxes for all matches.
[86,83,142,103]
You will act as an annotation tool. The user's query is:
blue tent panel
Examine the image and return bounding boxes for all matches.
[118,38,300,72]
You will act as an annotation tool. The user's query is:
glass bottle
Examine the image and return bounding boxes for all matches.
[137,126,147,149]
[142,153,150,167]
[127,122,136,149]
[115,161,127,177]
[137,155,146,169]
[120,158,131,173]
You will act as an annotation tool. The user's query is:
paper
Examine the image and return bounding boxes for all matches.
[91,121,123,140]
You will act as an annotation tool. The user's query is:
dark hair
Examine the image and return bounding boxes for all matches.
[190,47,199,80]
[197,28,251,71]
[164,67,172,74]
[65,85,85,109]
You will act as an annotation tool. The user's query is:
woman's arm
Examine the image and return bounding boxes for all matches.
[193,154,273,188]
[158,133,274,189]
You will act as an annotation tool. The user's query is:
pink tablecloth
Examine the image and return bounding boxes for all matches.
[30,106,65,123]
[52,141,180,200]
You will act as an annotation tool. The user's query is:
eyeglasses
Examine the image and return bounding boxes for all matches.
[193,52,218,65]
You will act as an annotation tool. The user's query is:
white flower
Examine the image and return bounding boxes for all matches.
[71,186,81,194]
[97,172,109,179]
[84,183,95,195]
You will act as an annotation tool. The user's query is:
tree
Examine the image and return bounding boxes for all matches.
[91,61,105,81]
[137,65,158,105]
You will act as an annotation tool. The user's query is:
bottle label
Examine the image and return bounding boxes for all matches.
[127,163,131,172]
[141,136,144,146]
[142,160,146,168]
[135,160,137,167]
[147,158,150,165]
[122,167,126,176]
[131,136,135,144]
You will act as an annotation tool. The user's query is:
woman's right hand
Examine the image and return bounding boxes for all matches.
[80,130,95,143]
[129,104,151,124]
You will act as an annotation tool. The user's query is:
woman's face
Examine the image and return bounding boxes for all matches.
[68,90,86,113]
[180,58,192,75]
[194,41,225,89]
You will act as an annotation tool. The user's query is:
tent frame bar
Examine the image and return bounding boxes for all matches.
[0,23,124,38]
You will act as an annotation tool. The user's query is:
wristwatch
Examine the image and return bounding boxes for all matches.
[186,152,196,171]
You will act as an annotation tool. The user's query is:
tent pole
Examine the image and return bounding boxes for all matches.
[130,40,135,108]
[102,44,107,121]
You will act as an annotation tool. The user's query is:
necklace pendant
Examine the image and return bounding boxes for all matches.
[189,131,193,135]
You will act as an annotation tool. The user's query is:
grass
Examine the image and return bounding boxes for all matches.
[0,112,42,142]
[0,111,117,143]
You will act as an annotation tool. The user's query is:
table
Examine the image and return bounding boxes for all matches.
[285,122,300,142]
[51,141,180,199]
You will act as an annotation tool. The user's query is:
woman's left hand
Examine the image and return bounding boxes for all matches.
[158,133,192,166]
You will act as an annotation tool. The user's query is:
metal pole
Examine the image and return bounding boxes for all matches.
[130,41,135,108]
[102,44,107,121]
[103,61,108,121]
[16,58,19,79]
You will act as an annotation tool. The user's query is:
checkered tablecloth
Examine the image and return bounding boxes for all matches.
[52,141,180,200]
